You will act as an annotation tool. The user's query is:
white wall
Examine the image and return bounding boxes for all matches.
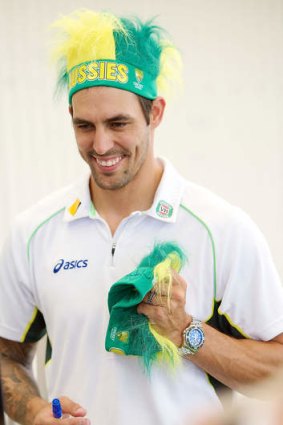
[1,0,282,422]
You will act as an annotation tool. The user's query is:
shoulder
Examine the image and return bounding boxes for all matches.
[180,180,265,245]
[10,175,89,245]
[15,185,70,232]
[160,160,260,240]
[181,180,238,221]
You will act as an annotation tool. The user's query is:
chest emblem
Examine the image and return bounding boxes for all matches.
[53,258,88,273]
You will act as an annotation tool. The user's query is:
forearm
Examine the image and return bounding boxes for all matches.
[1,356,48,425]
[137,272,283,396]
[189,323,283,394]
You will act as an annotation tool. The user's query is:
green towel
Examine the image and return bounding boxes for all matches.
[105,242,186,371]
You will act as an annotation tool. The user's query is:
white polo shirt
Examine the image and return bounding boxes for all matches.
[1,159,283,425]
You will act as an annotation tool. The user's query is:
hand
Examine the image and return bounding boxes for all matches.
[137,270,192,346]
[33,396,90,425]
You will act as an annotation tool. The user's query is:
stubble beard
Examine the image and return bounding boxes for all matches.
[91,167,132,190]
[89,139,150,191]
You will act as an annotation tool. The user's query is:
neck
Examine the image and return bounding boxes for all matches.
[90,157,163,234]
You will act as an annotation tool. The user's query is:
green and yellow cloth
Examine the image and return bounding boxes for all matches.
[105,242,186,372]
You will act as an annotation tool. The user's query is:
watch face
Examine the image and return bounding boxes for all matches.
[185,327,204,350]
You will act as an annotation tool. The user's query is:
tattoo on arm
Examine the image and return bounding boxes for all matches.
[0,337,42,425]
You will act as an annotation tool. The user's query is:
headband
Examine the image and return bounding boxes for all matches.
[68,59,157,103]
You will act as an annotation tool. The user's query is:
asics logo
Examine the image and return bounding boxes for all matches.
[53,258,88,273]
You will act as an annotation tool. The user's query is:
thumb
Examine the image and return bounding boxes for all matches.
[59,396,87,417]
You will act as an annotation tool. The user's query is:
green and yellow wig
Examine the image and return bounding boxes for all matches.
[50,9,182,103]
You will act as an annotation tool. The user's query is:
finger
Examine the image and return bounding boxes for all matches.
[152,271,187,301]
[171,270,187,289]
[144,289,169,303]
[143,293,170,308]
[145,284,186,306]
[144,290,158,305]
[60,396,87,417]
[137,302,167,321]
[60,417,91,425]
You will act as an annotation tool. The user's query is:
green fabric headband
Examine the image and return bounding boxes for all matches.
[68,59,157,103]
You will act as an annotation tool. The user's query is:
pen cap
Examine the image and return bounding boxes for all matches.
[52,398,62,419]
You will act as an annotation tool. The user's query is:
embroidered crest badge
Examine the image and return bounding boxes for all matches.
[156,200,173,218]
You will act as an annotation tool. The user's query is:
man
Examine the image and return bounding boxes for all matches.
[0,9,283,425]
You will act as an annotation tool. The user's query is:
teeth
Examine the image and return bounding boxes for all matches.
[96,157,122,167]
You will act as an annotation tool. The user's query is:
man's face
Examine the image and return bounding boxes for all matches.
[71,86,156,191]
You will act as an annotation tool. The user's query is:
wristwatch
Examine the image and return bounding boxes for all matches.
[178,317,205,356]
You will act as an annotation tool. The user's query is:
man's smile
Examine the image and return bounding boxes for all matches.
[95,156,123,168]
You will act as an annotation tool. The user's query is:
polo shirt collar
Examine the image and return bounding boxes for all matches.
[64,159,186,223]
[145,158,186,223]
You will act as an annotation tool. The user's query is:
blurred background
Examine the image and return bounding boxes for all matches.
[0,0,282,423]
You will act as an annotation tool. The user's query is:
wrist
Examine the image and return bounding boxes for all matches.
[28,397,49,425]
[181,315,193,339]
[178,316,205,356]
[174,315,193,347]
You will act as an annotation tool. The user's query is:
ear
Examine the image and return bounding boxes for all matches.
[150,97,166,128]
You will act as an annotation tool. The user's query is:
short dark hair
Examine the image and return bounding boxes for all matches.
[137,95,153,125]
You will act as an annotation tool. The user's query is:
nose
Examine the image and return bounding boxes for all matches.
[92,126,114,156]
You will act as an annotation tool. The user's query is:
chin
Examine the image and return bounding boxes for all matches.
[93,176,131,191]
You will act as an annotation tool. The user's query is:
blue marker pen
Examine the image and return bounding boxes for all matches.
[52,398,62,419]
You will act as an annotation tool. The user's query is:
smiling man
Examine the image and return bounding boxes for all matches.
[71,85,165,234]
[1,9,283,425]
[71,87,163,190]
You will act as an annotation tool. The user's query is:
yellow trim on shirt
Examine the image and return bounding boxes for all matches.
[20,307,38,342]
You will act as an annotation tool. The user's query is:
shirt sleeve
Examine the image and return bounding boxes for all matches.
[216,209,283,341]
[0,220,46,342]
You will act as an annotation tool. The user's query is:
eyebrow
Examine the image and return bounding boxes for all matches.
[72,118,93,126]
[72,114,133,126]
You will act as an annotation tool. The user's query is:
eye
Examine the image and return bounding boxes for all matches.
[76,123,93,131]
[110,121,127,129]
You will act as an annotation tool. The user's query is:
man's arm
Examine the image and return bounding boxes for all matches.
[0,337,90,425]
[189,324,283,395]
[137,271,283,395]
[0,337,48,425]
